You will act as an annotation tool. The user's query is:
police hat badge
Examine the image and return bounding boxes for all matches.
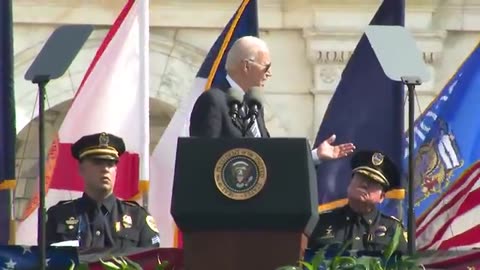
[214,148,267,200]
[372,152,384,166]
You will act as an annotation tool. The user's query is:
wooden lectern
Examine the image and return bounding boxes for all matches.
[171,138,319,270]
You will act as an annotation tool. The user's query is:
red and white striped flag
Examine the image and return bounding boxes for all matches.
[15,0,149,245]
[416,162,480,250]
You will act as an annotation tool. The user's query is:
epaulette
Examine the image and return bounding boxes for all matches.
[56,200,74,205]
[319,209,333,215]
[122,200,150,214]
[388,215,402,223]
[122,200,140,207]
[384,215,406,229]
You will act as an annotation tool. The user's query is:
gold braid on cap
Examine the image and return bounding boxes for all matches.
[79,147,119,159]
[352,166,389,186]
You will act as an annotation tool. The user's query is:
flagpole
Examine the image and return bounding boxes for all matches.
[35,79,48,270]
[401,77,421,256]
[0,0,16,246]
[138,0,150,209]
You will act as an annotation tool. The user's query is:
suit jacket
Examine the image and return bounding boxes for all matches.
[189,85,270,138]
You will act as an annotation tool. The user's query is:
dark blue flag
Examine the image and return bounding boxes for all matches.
[314,0,405,217]
[196,0,258,89]
[0,0,16,245]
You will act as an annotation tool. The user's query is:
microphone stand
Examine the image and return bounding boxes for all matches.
[228,102,247,136]
[229,95,260,137]
[229,107,256,137]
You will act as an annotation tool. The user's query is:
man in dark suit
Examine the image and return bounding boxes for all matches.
[190,36,355,162]
[308,150,408,253]
[189,36,271,139]
[46,132,160,249]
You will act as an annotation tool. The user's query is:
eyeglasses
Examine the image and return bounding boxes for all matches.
[246,59,271,72]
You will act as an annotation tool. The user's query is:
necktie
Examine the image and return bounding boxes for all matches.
[249,120,261,137]
[241,105,261,137]
[92,205,114,247]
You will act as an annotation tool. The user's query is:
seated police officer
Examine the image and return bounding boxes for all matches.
[308,150,407,253]
[46,132,160,249]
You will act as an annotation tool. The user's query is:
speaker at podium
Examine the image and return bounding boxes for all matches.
[171,137,319,270]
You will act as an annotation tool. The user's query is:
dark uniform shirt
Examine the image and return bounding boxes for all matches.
[46,193,160,249]
[308,205,407,254]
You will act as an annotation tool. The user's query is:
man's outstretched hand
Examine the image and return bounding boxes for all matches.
[316,134,356,160]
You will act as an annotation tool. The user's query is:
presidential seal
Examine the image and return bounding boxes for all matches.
[214,148,267,200]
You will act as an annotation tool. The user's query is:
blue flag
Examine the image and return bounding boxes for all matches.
[0,0,15,245]
[406,43,480,250]
[314,0,405,216]
[196,0,258,88]
[0,245,78,270]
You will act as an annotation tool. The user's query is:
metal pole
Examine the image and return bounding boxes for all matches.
[407,83,416,255]
[36,80,48,270]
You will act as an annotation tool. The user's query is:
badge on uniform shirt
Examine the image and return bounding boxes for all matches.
[321,225,334,239]
[375,225,387,237]
[122,215,132,228]
[146,215,159,233]
[115,222,121,232]
[65,217,79,230]
[151,235,160,246]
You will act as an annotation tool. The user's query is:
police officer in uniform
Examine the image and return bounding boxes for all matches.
[308,150,407,253]
[46,132,160,249]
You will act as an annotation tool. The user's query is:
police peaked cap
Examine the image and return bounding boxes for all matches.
[350,150,400,190]
[71,132,126,161]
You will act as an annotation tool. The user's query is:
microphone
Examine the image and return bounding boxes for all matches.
[227,88,244,121]
[245,87,264,120]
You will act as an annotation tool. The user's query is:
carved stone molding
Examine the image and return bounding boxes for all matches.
[304,28,447,93]
[304,28,446,64]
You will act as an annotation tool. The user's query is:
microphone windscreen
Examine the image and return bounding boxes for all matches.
[247,87,264,104]
[227,88,244,103]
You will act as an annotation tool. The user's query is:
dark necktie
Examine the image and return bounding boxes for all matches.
[351,215,364,250]
[91,204,114,248]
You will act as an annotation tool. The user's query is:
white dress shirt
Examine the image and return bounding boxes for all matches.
[225,75,322,164]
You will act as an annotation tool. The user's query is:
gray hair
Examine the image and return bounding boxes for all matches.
[225,36,269,72]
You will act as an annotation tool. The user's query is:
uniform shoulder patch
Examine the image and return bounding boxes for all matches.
[146,215,159,233]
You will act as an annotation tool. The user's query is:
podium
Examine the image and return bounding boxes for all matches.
[171,138,319,270]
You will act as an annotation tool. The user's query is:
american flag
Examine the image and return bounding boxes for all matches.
[0,245,78,269]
